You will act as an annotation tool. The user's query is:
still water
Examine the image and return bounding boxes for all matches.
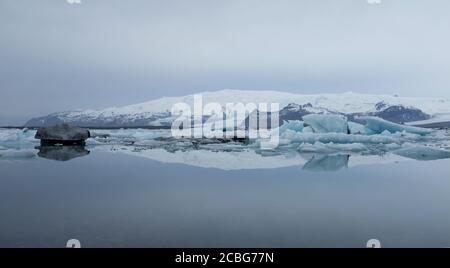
[1,148,450,247]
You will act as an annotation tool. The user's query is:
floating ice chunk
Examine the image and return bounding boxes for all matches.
[348,121,375,135]
[360,116,433,135]
[90,131,111,139]
[279,120,304,133]
[303,114,349,133]
[0,128,38,149]
[393,143,450,161]
[0,129,36,142]
[90,129,171,142]
[298,142,368,153]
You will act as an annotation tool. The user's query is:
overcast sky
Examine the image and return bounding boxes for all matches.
[1,0,450,125]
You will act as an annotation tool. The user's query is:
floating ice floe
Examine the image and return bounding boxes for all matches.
[88,129,171,144]
[0,128,38,149]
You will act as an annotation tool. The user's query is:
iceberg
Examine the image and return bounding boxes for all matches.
[348,121,375,135]
[303,114,349,134]
[360,116,433,135]
[279,120,304,133]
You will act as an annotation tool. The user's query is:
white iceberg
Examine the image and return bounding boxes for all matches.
[303,114,349,134]
[0,128,38,149]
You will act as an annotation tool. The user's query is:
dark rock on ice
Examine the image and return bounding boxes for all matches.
[35,124,90,145]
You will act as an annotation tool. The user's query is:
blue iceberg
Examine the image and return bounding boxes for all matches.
[348,121,375,135]
[303,114,349,134]
[360,116,433,136]
[279,120,304,133]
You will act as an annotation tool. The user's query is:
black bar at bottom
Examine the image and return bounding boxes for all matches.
[0,248,448,266]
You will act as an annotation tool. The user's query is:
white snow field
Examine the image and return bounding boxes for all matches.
[71,90,450,115]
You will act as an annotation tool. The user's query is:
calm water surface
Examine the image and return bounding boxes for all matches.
[1,151,450,247]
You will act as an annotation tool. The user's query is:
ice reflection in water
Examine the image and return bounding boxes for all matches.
[302,154,350,172]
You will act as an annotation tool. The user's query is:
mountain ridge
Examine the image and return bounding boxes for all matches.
[25,89,450,127]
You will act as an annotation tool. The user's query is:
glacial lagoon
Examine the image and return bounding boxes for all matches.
[1,128,450,247]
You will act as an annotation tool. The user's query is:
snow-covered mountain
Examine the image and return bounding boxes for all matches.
[25,89,450,127]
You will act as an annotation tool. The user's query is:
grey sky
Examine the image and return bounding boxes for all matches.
[1,0,450,125]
